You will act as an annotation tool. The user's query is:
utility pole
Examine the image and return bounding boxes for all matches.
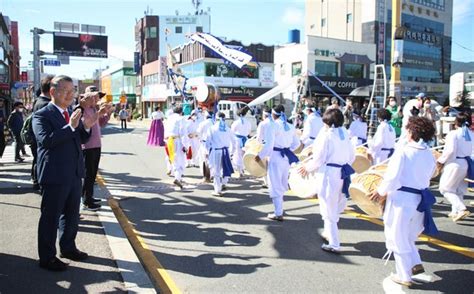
[389,0,402,103]
[31,28,42,92]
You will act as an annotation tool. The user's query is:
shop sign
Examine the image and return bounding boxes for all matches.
[404,29,441,46]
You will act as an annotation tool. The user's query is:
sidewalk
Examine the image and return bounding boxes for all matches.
[0,143,155,293]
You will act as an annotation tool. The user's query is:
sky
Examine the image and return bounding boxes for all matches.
[1,0,473,79]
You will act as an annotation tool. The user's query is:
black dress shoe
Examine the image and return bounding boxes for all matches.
[39,257,67,271]
[92,198,102,203]
[60,249,89,261]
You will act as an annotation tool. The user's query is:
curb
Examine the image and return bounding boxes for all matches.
[107,198,181,294]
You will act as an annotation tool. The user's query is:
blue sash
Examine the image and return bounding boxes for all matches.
[357,137,367,144]
[215,147,234,177]
[398,186,439,236]
[457,156,474,188]
[326,163,355,198]
[273,147,299,165]
[235,134,248,148]
[382,147,395,158]
[309,136,316,140]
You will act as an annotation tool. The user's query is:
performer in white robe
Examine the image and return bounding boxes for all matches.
[185,111,200,167]
[164,103,177,175]
[300,106,324,148]
[438,112,473,222]
[256,105,300,221]
[298,108,355,253]
[164,106,189,189]
[348,111,368,147]
[197,111,214,182]
[231,108,252,176]
[206,112,236,196]
[255,106,274,188]
[370,116,438,287]
[368,109,396,164]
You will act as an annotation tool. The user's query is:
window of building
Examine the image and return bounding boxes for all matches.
[346,13,352,23]
[145,26,157,39]
[344,63,364,79]
[315,60,338,77]
[321,18,326,27]
[196,26,203,33]
[291,62,302,77]
[175,26,182,34]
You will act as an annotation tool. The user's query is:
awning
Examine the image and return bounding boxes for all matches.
[336,53,373,64]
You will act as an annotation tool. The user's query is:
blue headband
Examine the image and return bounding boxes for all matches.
[273,110,289,131]
[219,118,226,132]
[462,123,471,141]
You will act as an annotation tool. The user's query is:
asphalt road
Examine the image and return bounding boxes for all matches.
[0,147,127,293]
[99,122,474,294]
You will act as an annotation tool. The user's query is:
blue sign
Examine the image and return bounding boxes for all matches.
[134,52,140,73]
[43,59,61,66]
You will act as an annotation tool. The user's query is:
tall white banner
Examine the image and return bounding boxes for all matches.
[190,33,252,69]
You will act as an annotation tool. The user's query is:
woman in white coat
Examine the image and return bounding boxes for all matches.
[231,108,252,177]
[368,109,397,164]
[437,112,472,222]
[370,116,438,287]
[298,109,355,253]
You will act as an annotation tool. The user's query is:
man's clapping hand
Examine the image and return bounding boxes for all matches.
[83,111,99,129]
[70,109,82,129]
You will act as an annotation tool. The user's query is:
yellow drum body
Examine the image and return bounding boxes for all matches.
[352,146,371,174]
[288,160,318,198]
[349,171,385,218]
[243,141,267,177]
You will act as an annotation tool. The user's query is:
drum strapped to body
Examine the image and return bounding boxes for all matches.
[297,146,313,161]
[288,157,318,198]
[243,140,267,177]
[349,169,385,218]
[431,150,442,178]
[352,146,371,174]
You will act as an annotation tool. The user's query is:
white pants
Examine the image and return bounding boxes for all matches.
[318,167,347,250]
[171,141,186,181]
[384,191,424,282]
[232,146,245,173]
[439,160,468,214]
[267,151,290,216]
[213,176,229,194]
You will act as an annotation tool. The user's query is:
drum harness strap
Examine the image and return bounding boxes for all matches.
[357,137,367,144]
[273,147,299,165]
[381,147,395,158]
[326,163,355,198]
[309,136,316,140]
[457,156,474,188]
[235,134,248,148]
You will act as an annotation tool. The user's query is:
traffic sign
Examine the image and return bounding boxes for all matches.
[43,59,61,66]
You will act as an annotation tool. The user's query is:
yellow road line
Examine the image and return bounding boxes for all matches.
[97,174,181,294]
[344,211,474,259]
[287,191,474,259]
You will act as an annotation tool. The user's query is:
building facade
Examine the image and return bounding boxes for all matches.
[134,12,211,116]
[101,61,137,106]
[275,35,375,109]
[306,0,453,98]
[172,40,275,103]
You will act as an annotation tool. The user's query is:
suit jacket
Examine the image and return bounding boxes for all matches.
[33,95,52,112]
[32,103,91,185]
[7,111,24,136]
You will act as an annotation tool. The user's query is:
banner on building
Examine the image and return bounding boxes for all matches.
[53,32,108,58]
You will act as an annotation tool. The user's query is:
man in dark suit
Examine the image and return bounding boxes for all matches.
[33,75,95,271]
[30,75,54,190]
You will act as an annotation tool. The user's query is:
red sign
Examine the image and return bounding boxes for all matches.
[0,83,9,90]
[21,71,28,82]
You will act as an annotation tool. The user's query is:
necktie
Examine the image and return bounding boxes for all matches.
[63,111,70,124]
